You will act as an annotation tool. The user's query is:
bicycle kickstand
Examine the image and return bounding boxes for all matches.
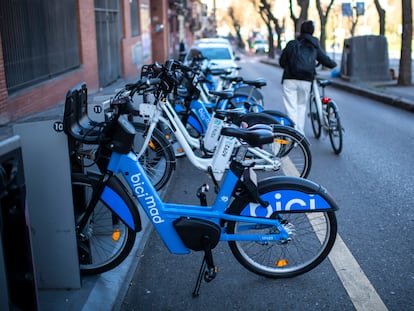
[192,236,218,297]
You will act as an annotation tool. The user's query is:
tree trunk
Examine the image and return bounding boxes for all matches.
[373,0,386,36]
[289,0,309,35]
[315,0,334,52]
[398,0,412,86]
[259,0,276,58]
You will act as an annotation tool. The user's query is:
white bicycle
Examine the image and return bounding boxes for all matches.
[308,78,344,154]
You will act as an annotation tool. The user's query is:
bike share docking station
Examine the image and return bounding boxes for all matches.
[13,115,81,290]
[0,135,39,310]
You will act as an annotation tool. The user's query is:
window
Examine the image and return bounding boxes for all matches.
[130,0,140,37]
[198,47,232,60]
[0,0,80,93]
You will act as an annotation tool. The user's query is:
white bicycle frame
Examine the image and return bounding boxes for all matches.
[135,97,281,181]
[312,80,325,124]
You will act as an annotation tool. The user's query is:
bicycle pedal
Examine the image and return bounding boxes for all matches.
[204,266,218,282]
[196,184,209,206]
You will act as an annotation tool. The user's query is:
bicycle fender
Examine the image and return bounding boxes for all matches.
[91,173,142,232]
[189,100,211,133]
[187,114,204,134]
[227,176,338,217]
[328,100,339,111]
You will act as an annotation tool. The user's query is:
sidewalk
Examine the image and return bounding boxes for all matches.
[2,57,414,311]
[260,56,414,112]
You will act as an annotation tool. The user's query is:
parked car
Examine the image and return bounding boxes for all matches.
[193,37,233,46]
[253,39,269,53]
[184,42,240,75]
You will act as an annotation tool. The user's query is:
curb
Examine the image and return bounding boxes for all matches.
[328,80,414,112]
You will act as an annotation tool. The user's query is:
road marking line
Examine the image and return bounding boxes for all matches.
[280,138,387,310]
[328,234,388,311]
[281,157,300,177]
[308,212,388,311]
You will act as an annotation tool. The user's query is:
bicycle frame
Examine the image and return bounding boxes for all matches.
[312,80,324,122]
[136,97,287,180]
[103,147,335,255]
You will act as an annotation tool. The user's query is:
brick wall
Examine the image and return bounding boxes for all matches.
[150,0,170,63]
[0,38,8,124]
[0,1,100,125]
[0,0,169,126]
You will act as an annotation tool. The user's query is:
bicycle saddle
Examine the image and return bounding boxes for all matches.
[242,78,267,88]
[209,90,234,99]
[317,79,332,87]
[220,75,244,83]
[214,108,246,120]
[221,124,274,147]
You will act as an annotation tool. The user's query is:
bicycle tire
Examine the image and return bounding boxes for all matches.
[227,179,337,278]
[72,173,140,275]
[239,113,312,178]
[309,92,321,138]
[133,122,176,190]
[327,102,343,154]
[156,120,187,157]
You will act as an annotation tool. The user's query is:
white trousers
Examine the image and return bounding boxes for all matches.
[282,79,312,134]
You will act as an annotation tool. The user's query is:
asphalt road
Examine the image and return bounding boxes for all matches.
[120,54,414,311]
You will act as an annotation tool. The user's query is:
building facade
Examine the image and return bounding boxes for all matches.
[0,0,206,125]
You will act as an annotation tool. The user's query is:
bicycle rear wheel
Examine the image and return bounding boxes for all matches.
[238,113,312,178]
[327,102,343,154]
[227,180,337,278]
[309,92,321,138]
[133,122,176,190]
[252,129,312,178]
[72,173,139,275]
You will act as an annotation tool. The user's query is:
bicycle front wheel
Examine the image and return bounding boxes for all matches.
[309,92,321,138]
[72,173,139,275]
[228,211,337,278]
[227,177,337,278]
[327,102,343,154]
[133,122,176,190]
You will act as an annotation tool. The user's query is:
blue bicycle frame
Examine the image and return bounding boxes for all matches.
[101,148,335,255]
[176,94,294,139]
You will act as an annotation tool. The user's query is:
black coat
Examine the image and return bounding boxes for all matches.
[279,33,337,82]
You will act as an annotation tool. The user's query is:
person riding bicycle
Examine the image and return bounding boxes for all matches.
[279,20,337,134]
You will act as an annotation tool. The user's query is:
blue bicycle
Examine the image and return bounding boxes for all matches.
[64,79,338,296]
[174,59,295,132]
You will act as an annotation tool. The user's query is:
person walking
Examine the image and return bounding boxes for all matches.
[279,20,337,134]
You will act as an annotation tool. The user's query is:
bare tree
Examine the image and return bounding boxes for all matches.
[373,0,386,36]
[288,0,310,35]
[273,18,285,54]
[257,0,285,58]
[228,7,246,49]
[258,0,276,58]
[349,10,360,37]
[398,0,412,85]
[315,0,335,52]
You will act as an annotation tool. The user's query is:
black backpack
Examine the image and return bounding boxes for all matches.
[289,39,317,78]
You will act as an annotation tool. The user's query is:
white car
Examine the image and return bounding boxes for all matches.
[184,42,240,75]
[193,37,232,46]
[253,39,269,53]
